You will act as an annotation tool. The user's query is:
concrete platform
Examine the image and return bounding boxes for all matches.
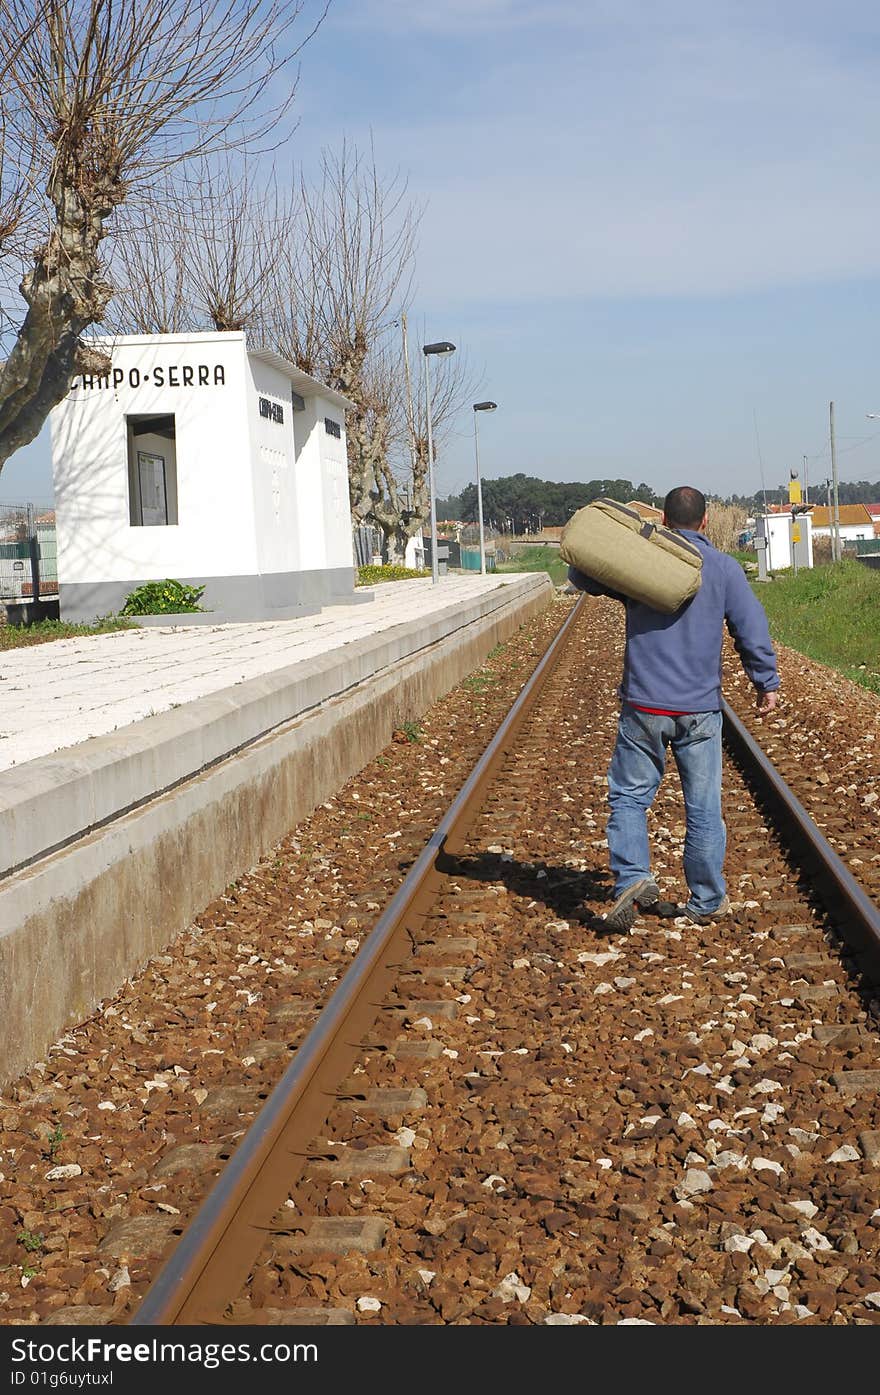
[0,573,552,1084]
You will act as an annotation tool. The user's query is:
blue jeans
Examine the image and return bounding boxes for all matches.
[607,705,726,917]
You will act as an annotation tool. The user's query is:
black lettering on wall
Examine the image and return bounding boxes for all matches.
[214,365,225,385]
[113,369,124,388]
[182,366,194,386]
[129,369,140,387]
[168,366,179,387]
[153,366,164,386]
[324,416,341,438]
[198,366,209,385]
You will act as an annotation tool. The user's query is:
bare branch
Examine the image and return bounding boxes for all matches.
[0,0,330,466]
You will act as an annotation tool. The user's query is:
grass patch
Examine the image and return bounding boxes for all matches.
[357,563,429,586]
[0,616,136,650]
[496,545,569,587]
[753,559,880,693]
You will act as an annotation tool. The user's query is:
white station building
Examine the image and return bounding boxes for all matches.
[49,331,358,623]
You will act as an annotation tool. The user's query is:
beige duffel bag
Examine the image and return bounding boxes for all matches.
[560,498,703,613]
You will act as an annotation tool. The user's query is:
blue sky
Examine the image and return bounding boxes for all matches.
[9,0,880,506]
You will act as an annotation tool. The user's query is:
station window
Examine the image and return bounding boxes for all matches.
[324,416,341,439]
[127,414,178,526]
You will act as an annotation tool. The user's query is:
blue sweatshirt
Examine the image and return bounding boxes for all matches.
[567,529,780,711]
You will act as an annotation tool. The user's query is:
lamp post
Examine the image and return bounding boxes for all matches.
[472,401,497,575]
[422,340,456,585]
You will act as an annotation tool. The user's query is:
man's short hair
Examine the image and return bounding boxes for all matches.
[663,486,706,528]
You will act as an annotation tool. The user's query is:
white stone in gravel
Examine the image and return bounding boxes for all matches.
[714,1152,748,1171]
[675,1169,713,1199]
[614,977,636,989]
[708,1119,730,1131]
[45,1163,82,1180]
[801,1228,833,1251]
[493,1272,531,1303]
[730,1057,751,1069]
[441,1048,459,1059]
[578,951,620,966]
[512,958,531,969]
[684,1150,706,1166]
[720,1305,742,1316]
[357,1296,382,1312]
[482,1174,506,1190]
[687,1063,712,1076]
[545,1314,593,1325]
[749,1034,778,1051]
[344,938,359,953]
[677,1112,698,1128]
[788,1127,818,1144]
[751,1079,783,1095]
[752,1158,785,1176]
[596,1158,613,1169]
[412,1017,433,1029]
[794,1305,815,1319]
[594,983,614,995]
[108,1266,131,1292]
[787,1200,819,1220]
[724,1234,755,1254]
[761,1104,785,1124]
[394,1127,417,1147]
[417,1270,436,1285]
[97,1101,116,1111]
[658,994,685,1005]
[863,1293,880,1309]
[827,1144,860,1163]
[633,1029,653,1041]
[617,1318,655,1325]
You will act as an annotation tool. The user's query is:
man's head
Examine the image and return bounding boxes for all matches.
[663,486,707,531]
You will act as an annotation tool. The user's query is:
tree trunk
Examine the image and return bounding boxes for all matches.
[0,176,117,466]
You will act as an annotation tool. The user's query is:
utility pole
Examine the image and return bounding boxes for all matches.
[829,400,841,562]
[803,453,809,505]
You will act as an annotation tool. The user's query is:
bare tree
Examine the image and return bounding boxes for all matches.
[367,333,479,564]
[108,161,289,335]
[0,0,330,469]
[266,141,421,524]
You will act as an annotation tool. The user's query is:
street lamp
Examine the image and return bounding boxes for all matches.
[472,401,497,575]
[422,340,456,585]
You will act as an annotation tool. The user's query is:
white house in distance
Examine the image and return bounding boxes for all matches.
[49,331,358,623]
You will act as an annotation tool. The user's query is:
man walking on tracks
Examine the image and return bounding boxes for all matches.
[567,485,780,932]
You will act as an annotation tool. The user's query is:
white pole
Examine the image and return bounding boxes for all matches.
[474,411,486,575]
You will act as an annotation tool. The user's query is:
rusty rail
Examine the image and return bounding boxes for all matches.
[130,597,584,1324]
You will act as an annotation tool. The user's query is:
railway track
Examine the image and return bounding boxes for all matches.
[104,595,880,1327]
[2,591,877,1326]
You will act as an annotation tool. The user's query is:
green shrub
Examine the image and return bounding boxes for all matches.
[357,564,429,586]
[121,579,206,615]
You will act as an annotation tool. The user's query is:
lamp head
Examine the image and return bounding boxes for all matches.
[423,341,456,355]
[473,401,497,412]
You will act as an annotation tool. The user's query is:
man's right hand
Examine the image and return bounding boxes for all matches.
[756,689,779,714]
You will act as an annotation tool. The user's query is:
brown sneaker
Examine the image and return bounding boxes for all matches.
[599,878,660,933]
[674,896,732,927]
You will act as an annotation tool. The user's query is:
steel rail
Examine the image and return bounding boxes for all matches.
[130,596,584,1325]
[722,698,880,975]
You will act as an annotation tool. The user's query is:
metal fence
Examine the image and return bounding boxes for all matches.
[0,504,57,602]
